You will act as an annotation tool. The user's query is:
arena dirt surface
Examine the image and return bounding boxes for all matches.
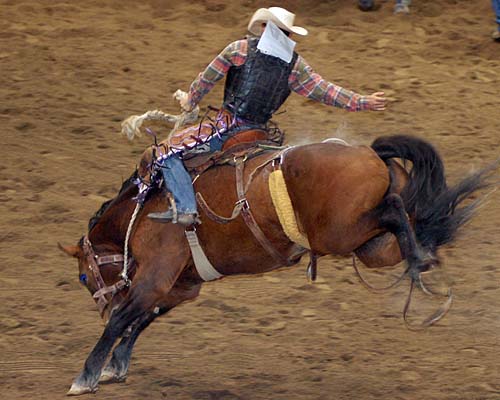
[1,0,499,399]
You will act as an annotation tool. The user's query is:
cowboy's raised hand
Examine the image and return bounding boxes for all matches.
[173,89,192,112]
[366,91,387,111]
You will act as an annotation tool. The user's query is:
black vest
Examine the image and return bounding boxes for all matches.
[222,38,298,125]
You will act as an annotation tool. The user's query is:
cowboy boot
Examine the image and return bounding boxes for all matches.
[148,209,200,226]
[148,209,176,222]
[148,154,200,225]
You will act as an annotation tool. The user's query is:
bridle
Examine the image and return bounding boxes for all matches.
[81,236,131,316]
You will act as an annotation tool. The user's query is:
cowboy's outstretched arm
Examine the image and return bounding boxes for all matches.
[177,40,247,111]
[289,57,387,111]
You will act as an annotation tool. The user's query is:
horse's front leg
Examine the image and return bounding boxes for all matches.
[67,295,151,395]
[100,281,202,384]
[99,311,158,384]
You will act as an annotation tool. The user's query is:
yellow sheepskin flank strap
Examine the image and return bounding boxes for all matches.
[268,169,311,249]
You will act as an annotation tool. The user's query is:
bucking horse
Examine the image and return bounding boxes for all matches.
[60,109,496,395]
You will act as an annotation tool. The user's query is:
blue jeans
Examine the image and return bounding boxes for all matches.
[159,154,197,214]
[493,0,500,28]
[158,134,231,214]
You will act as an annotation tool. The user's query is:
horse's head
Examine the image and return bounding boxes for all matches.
[61,172,140,320]
[59,237,130,323]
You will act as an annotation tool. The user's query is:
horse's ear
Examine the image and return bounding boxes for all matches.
[58,243,80,258]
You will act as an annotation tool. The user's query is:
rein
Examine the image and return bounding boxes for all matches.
[81,236,131,317]
[121,203,141,283]
[351,254,453,329]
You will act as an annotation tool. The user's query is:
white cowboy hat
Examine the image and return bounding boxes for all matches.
[248,7,308,36]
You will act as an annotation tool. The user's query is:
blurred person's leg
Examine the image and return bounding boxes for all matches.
[394,0,411,14]
[492,0,500,41]
[358,0,375,11]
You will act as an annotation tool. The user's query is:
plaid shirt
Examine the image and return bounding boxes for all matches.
[187,38,370,112]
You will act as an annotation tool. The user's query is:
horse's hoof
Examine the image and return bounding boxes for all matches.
[66,382,97,396]
[99,369,127,384]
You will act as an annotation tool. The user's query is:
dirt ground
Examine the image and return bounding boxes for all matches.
[1,0,499,399]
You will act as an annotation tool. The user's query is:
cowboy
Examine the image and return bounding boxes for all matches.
[148,6,387,226]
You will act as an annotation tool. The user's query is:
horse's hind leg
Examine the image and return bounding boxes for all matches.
[375,193,431,274]
[354,159,411,269]
[100,282,202,384]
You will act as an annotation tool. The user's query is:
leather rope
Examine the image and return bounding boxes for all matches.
[352,254,408,291]
[196,192,246,224]
[403,280,453,331]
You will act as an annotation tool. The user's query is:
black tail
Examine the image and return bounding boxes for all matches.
[372,135,497,251]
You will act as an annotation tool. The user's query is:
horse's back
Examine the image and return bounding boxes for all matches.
[192,142,391,259]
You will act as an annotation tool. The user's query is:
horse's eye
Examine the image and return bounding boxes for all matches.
[79,273,88,285]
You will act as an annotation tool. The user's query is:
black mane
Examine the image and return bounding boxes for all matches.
[88,170,138,232]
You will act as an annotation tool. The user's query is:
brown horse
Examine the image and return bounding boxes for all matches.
[61,135,494,395]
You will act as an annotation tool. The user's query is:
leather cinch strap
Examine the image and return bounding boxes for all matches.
[235,159,295,267]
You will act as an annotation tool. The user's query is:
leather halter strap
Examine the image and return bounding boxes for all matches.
[234,158,296,267]
[96,254,124,266]
[81,236,129,316]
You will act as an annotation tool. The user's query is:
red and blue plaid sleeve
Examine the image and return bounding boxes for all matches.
[289,56,369,111]
[187,40,247,108]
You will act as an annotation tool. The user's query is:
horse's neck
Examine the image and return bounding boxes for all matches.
[89,185,138,251]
